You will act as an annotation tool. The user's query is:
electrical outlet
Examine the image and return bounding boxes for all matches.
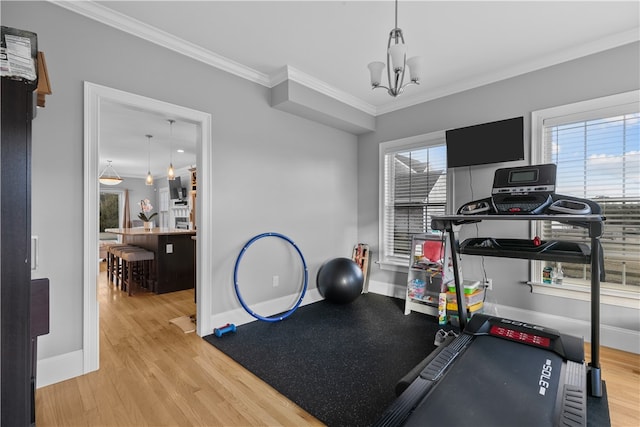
[166,243,173,254]
[272,275,279,287]
[484,278,492,291]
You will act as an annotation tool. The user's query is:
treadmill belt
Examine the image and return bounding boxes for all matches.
[404,335,566,427]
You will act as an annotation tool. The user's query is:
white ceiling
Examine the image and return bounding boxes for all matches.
[99,100,198,180]
[86,0,639,178]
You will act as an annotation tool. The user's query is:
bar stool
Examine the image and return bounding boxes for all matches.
[120,249,155,296]
[111,245,147,290]
[106,244,130,287]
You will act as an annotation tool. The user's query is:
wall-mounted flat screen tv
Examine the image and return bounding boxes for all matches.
[169,176,183,200]
[445,116,524,168]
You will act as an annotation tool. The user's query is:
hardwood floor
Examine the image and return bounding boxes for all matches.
[35,264,321,426]
[35,264,639,426]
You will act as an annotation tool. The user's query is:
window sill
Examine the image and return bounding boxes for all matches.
[528,281,639,310]
[377,260,409,273]
[380,261,639,310]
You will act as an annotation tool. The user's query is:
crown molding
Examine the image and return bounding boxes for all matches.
[49,1,639,119]
[49,0,271,87]
[50,0,377,115]
[271,66,378,116]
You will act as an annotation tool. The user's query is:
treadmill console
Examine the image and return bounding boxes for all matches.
[491,163,557,195]
[491,163,556,214]
[457,163,599,216]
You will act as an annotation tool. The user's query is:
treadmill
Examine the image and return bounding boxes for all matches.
[375,164,605,427]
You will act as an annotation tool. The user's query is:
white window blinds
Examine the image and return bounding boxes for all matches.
[382,143,447,264]
[541,109,639,288]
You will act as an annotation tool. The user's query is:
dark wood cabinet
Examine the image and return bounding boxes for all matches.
[1,77,36,426]
[119,231,196,294]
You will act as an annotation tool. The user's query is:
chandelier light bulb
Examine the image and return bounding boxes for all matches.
[368,62,385,86]
[406,56,422,83]
[388,43,407,72]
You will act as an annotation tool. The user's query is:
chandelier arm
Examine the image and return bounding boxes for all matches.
[386,51,394,95]
[372,84,391,92]
[401,80,420,90]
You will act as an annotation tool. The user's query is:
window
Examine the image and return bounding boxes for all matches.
[99,191,121,232]
[379,131,449,267]
[532,91,640,293]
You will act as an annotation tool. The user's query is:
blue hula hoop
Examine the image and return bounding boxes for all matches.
[233,232,308,322]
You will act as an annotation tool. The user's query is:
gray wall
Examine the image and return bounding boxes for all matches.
[3,1,638,374]
[358,42,640,333]
[3,2,358,361]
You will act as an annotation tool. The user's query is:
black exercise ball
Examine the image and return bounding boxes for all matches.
[317,257,364,304]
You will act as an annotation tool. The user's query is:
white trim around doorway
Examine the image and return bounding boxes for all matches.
[83,82,213,375]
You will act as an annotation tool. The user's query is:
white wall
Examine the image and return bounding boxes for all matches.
[358,42,640,350]
[3,1,358,375]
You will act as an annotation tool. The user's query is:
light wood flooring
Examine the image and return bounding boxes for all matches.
[35,264,639,426]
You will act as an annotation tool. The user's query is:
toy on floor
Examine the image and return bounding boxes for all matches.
[214,323,236,337]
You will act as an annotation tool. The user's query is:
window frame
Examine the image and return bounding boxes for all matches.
[99,188,125,230]
[378,130,453,271]
[530,90,640,308]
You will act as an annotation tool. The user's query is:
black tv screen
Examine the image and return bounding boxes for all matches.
[169,176,183,200]
[445,116,524,168]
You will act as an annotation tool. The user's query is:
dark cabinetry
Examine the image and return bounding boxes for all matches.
[1,77,35,425]
[122,232,196,294]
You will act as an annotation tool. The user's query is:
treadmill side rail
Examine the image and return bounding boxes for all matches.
[557,361,587,426]
[373,334,473,427]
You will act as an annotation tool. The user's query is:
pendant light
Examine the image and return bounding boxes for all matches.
[98,160,123,185]
[145,134,154,186]
[167,119,176,181]
[367,0,422,97]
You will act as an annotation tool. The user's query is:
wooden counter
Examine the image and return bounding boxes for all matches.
[105,228,196,294]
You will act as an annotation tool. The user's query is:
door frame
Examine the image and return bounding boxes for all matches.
[83,82,213,373]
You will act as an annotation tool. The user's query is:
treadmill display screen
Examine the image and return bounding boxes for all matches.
[508,169,537,183]
[490,325,551,348]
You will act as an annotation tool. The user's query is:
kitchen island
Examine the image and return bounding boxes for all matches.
[105,227,196,294]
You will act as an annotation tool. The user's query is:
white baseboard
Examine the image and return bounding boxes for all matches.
[367,279,406,299]
[368,280,640,354]
[37,349,84,388]
[40,283,638,388]
[209,288,324,330]
[37,290,325,388]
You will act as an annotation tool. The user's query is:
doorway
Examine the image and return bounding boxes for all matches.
[84,82,213,374]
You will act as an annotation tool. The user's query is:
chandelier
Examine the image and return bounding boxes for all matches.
[367,0,422,97]
[98,160,123,186]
